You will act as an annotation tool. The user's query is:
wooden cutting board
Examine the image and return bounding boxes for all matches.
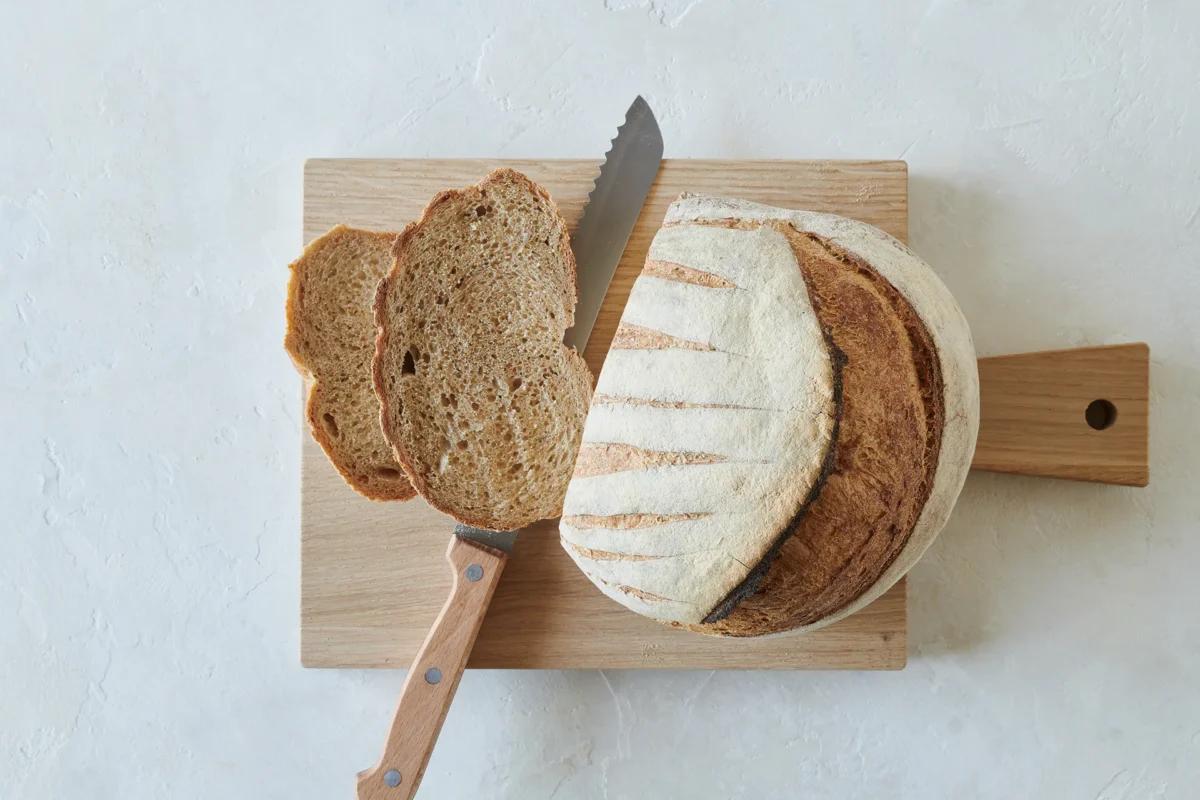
[300,159,910,669]
[299,159,1151,669]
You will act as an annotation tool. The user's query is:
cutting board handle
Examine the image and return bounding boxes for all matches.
[356,536,507,800]
[973,343,1149,486]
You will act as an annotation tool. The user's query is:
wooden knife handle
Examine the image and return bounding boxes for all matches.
[356,536,507,800]
[973,343,1149,486]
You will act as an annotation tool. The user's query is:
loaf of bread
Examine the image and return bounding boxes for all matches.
[285,225,416,501]
[560,195,979,636]
[373,168,593,531]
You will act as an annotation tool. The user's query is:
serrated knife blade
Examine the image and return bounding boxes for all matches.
[452,522,517,553]
[358,98,664,800]
[563,95,664,353]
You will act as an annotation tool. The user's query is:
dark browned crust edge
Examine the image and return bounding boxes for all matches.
[700,336,846,624]
[779,231,945,629]
[689,219,944,630]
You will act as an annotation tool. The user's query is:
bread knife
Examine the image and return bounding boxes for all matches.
[356,96,663,800]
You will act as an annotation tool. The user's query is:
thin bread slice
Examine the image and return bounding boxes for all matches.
[285,225,416,501]
[373,168,592,530]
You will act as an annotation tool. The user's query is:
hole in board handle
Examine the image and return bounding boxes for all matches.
[1085,399,1118,431]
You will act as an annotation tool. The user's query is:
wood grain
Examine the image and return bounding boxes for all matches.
[301,159,909,670]
[973,343,1150,486]
[356,536,507,799]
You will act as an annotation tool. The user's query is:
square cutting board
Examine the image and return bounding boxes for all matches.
[300,159,909,669]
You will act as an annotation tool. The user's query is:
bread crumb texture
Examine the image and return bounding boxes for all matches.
[374,169,592,530]
[285,225,416,501]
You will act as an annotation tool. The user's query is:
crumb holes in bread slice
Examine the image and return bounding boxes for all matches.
[402,350,417,375]
[321,413,340,438]
[375,466,402,479]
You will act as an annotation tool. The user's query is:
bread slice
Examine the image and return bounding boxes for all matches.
[373,169,592,531]
[561,195,979,635]
[285,225,416,501]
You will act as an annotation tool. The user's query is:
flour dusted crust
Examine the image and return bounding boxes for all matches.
[560,224,839,621]
[560,195,980,635]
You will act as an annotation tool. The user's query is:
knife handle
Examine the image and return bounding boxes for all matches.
[357,536,507,800]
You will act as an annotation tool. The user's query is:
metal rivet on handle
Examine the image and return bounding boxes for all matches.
[465,563,484,582]
[424,667,442,685]
[384,769,402,787]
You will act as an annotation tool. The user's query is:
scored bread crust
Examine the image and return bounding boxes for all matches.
[559,223,840,621]
[373,168,592,531]
[285,225,416,502]
[561,195,979,635]
[692,221,943,634]
[675,196,979,635]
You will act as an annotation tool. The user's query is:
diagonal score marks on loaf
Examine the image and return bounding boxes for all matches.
[560,512,711,530]
[594,576,695,607]
[591,394,772,411]
[610,323,716,352]
[566,542,661,562]
[559,223,838,623]
[573,442,726,478]
[642,258,739,289]
[566,541,735,568]
[612,256,739,354]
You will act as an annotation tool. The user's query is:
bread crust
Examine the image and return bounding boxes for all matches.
[698,331,846,624]
[691,223,944,634]
[562,195,979,635]
[673,197,979,635]
[559,223,840,620]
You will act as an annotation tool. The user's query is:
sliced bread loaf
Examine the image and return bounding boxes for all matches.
[285,225,416,501]
[373,169,592,531]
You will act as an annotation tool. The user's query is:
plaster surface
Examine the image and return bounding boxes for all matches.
[3,2,1198,797]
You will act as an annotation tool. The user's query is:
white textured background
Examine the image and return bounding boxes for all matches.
[3,1,1198,797]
